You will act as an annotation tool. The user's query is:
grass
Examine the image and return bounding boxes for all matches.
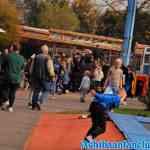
[114,108,150,117]
[57,110,88,114]
[58,108,150,117]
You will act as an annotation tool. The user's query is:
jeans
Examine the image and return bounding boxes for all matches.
[0,80,19,107]
[80,88,89,102]
[50,80,56,96]
[112,86,119,95]
[32,79,51,105]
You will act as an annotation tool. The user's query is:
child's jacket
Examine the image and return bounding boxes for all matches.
[94,93,120,110]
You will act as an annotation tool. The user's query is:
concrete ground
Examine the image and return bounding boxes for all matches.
[0,90,148,150]
[121,97,146,110]
[0,91,90,150]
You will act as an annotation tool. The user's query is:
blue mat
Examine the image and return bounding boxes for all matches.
[136,116,150,123]
[109,113,150,150]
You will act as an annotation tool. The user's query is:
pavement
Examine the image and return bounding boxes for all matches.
[0,91,90,150]
[121,98,146,110]
[0,90,147,150]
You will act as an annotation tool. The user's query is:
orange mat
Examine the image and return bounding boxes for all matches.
[24,114,125,150]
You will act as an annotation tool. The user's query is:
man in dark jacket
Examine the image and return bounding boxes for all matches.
[31,44,55,111]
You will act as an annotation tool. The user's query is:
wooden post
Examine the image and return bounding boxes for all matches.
[52,44,56,59]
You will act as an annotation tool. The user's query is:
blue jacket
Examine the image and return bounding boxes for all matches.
[94,93,120,110]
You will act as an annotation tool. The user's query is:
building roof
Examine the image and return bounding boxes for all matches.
[19,25,149,55]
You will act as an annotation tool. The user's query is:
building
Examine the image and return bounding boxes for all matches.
[19,25,150,70]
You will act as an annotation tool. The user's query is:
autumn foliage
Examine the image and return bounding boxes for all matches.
[0,0,20,48]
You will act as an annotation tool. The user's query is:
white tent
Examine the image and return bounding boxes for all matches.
[0,28,6,33]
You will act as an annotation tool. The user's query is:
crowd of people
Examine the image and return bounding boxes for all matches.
[0,43,135,112]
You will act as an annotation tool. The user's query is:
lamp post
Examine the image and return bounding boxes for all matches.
[122,0,137,66]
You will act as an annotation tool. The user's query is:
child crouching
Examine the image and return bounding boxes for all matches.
[83,88,127,142]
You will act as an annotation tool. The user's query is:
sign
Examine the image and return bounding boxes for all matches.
[141,47,150,75]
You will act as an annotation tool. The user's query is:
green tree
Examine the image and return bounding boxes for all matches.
[0,0,20,49]
[73,0,99,33]
[26,0,79,31]
[73,0,150,45]
[96,10,125,38]
[134,3,150,45]
[96,7,150,45]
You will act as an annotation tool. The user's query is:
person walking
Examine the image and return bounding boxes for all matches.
[0,44,25,112]
[31,44,55,110]
[25,54,36,107]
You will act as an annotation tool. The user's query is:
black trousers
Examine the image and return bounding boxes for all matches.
[86,101,107,139]
[0,80,19,107]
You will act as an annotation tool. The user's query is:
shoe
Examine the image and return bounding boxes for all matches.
[65,90,69,94]
[32,103,41,111]
[8,107,14,112]
[28,102,32,109]
[36,103,41,111]
[32,104,36,110]
[4,101,9,106]
[84,136,93,143]
[79,114,88,119]
[1,101,9,111]
[28,102,32,107]
[80,100,85,103]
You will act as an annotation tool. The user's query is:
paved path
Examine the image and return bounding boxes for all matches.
[0,91,90,150]
[121,98,146,110]
[0,90,147,150]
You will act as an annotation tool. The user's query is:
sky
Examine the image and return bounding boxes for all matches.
[94,0,146,8]
[68,0,128,11]
[69,0,146,10]
[89,0,148,14]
